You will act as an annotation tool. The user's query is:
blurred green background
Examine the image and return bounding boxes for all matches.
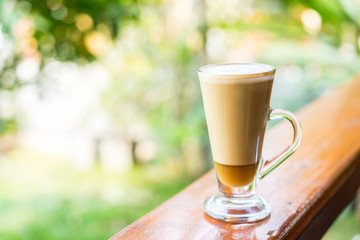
[0,0,359,239]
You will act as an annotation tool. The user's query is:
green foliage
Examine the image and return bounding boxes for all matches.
[0,150,194,240]
[2,0,140,60]
[0,119,17,134]
[322,203,360,240]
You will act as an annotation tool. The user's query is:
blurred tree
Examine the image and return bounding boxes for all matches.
[1,0,140,60]
[1,0,360,171]
[0,0,144,137]
[286,0,360,51]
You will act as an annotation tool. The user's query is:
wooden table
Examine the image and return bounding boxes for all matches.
[111,77,360,239]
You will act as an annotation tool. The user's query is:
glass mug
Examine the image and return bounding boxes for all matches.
[198,63,302,223]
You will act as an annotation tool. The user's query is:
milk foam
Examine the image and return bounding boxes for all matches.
[199,63,275,83]
[199,63,274,75]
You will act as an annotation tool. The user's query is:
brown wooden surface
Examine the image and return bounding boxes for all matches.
[111,77,360,240]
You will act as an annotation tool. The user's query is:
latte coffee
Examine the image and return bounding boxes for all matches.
[200,63,302,223]
[199,63,275,187]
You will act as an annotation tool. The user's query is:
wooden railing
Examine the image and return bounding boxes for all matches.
[110,77,360,240]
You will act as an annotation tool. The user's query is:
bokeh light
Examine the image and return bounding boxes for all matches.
[301,9,322,33]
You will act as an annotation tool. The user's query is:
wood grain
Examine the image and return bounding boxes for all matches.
[110,77,360,240]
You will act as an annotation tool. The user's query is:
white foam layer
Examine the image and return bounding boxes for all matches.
[199,63,274,75]
[199,74,274,83]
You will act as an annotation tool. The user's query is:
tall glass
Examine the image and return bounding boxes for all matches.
[198,63,302,223]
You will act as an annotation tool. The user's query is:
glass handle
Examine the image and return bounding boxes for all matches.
[260,108,302,179]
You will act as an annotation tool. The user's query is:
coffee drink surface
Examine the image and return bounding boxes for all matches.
[199,64,274,186]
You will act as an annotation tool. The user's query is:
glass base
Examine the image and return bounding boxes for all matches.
[204,193,271,223]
